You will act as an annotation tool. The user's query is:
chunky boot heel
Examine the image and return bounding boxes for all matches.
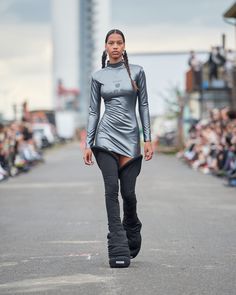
[123,219,142,259]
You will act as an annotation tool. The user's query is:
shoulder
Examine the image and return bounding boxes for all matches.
[91,69,104,80]
[91,68,106,80]
[129,63,144,72]
[129,63,146,80]
[129,63,146,77]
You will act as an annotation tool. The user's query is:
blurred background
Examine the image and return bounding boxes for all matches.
[1,0,236,183]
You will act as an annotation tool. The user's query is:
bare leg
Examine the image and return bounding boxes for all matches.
[109,151,133,169]
[119,155,133,167]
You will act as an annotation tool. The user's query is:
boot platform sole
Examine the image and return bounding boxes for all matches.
[130,235,142,259]
[109,256,130,268]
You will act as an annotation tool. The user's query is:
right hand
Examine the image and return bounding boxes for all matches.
[83,148,94,165]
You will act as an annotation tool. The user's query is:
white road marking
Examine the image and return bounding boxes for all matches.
[0,273,112,292]
[46,240,102,244]
[0,262,18,268]
[28,253,99,259]
[66,221,90,225]
[161,264,175,268]
[0,181,93,189]
[149,248,178,254]
[204,265,215,270]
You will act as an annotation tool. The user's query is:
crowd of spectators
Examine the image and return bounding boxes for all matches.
[0,120,44,182]
[188,47,235,89]
[177,107,236,187]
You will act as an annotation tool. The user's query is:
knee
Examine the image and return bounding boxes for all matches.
[121,186,136,199]
[121,189,137,206]
[120,177,136,197]
[103,175,119,196]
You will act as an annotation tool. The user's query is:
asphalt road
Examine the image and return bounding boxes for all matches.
[0,142,236,295]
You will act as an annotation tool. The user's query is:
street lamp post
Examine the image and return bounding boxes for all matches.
[223,2,236,110]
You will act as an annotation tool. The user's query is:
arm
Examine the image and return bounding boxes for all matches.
[86,76,101,148]
[137,67,152,142]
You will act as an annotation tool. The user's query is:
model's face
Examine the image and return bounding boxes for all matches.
[105,33,125,61]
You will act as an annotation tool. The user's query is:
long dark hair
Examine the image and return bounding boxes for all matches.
[102,29,138,92]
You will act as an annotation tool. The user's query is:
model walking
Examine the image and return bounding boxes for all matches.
[83,29,153,268]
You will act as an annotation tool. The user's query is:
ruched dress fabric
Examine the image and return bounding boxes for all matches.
[86,60,151,158]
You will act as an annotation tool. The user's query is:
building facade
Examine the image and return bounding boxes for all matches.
[51,0,110,129]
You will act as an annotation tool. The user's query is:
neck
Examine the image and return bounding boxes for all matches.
[108,57,123,64]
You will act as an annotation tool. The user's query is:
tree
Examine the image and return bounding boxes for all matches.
[161,85,187,150]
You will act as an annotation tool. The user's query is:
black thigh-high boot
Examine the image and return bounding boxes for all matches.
[118,155,143,259]
[91,146,130,268]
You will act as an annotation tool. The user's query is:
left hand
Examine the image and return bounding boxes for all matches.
[144,141,153,161]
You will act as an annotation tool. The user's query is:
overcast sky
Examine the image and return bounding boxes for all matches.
[0,0,235,118]
[0,0,234,50]
[111,0,235,52]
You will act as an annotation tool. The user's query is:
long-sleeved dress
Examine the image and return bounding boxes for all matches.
[86,60,151,158]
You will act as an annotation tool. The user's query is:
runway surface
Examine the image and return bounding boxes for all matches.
[0,142,236,295]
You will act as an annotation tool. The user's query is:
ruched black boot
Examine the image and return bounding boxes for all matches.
[107,230,130,267]
[119,155,143,259]
[91,146,130,268]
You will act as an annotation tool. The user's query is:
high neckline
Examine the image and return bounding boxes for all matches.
[107,60,124,68]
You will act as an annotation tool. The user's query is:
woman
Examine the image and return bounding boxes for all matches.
[83,29,153,268]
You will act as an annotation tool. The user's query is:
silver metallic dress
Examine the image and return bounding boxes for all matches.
[86,60,151,158]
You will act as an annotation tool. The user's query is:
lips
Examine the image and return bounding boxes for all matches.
[112,51,119,54]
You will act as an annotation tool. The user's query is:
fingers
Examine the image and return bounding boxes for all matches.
[144,153,152,161]
[83,150,94,165]
[84,154,94,165]
[144,148,153,161]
